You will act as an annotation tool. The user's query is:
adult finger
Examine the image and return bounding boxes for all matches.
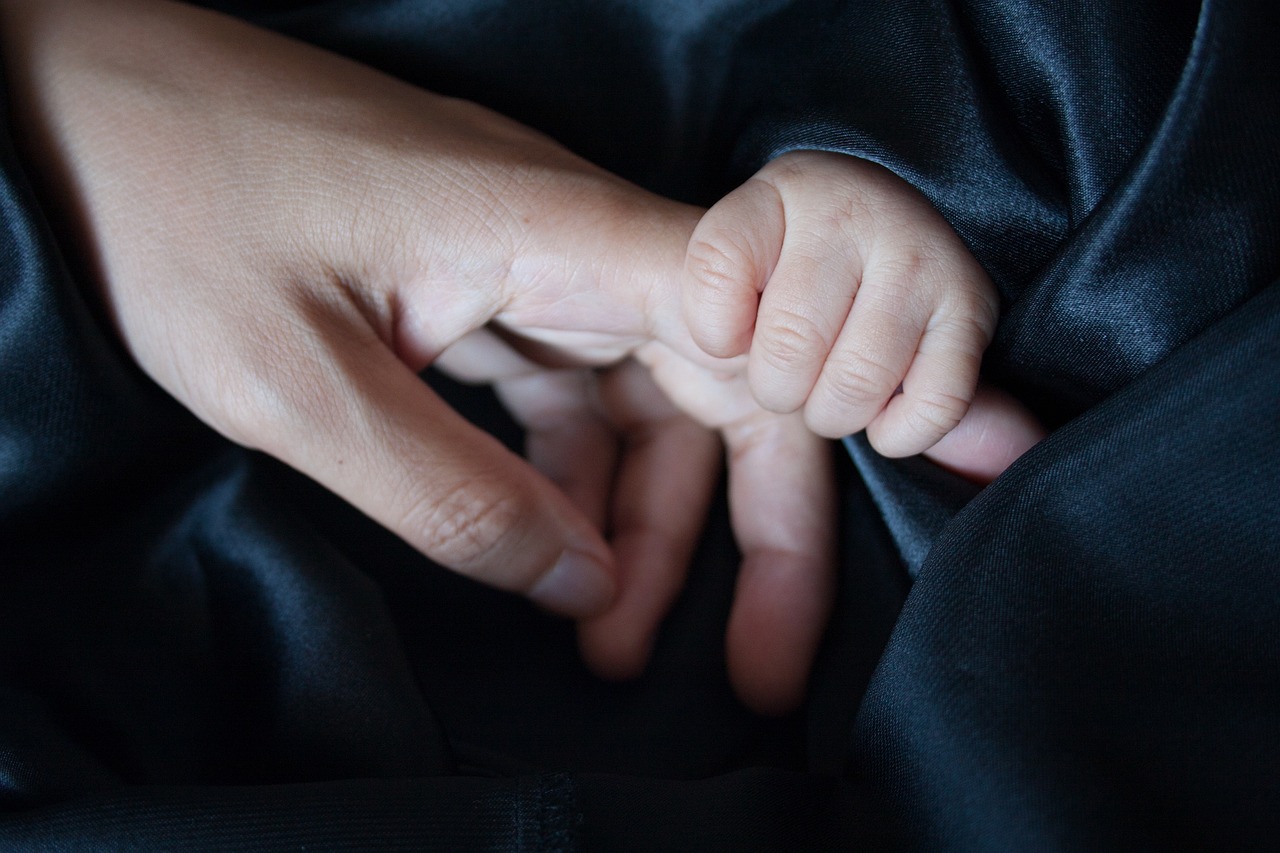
[445,342,726,679]
[439,329,621,531]
[494,368,619,532]
[577,361,722,680]
[920,382,1047,483]
[721,412,837,716]
[433,327,546,385]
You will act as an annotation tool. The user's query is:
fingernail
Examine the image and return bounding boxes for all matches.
[529,549,615,617]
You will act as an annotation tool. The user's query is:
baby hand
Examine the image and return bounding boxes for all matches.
[683,151,1000,457]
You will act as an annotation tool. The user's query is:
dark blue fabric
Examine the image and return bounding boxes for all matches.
[859,279,1280,849]
[2,0,1277,849]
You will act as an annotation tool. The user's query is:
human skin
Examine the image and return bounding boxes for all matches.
[685,150,1003,458]
[0,0,1042,714]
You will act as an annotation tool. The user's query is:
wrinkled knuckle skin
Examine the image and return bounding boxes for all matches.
[756,308,828,374]
[906,390,970,440]
[803,353,901,437]
[407,483,533,581]
[686,234,750,302]
[822,351,899,409]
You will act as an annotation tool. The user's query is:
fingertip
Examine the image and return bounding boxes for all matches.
[727,636,808,717]
[577,613,656,682]
[530,547,617,619]
[574,532,693,684]
[803,401,873,441]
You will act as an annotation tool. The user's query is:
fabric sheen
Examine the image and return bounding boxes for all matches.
[1,0,1276,849]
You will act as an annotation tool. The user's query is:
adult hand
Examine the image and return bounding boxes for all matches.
[439,338,837,715]
[1,0,1041,714]
[1,0,669,618]
[439,337,1041,714]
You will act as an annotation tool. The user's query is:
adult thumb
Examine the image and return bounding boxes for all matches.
[227,321,617,618]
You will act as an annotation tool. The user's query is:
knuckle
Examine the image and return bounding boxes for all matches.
[905,389,970,439]
[406,480,535,582]
[685,232,753,301]
[821,350,900,408]
[756,307,829,373]
[883,244,929,278]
